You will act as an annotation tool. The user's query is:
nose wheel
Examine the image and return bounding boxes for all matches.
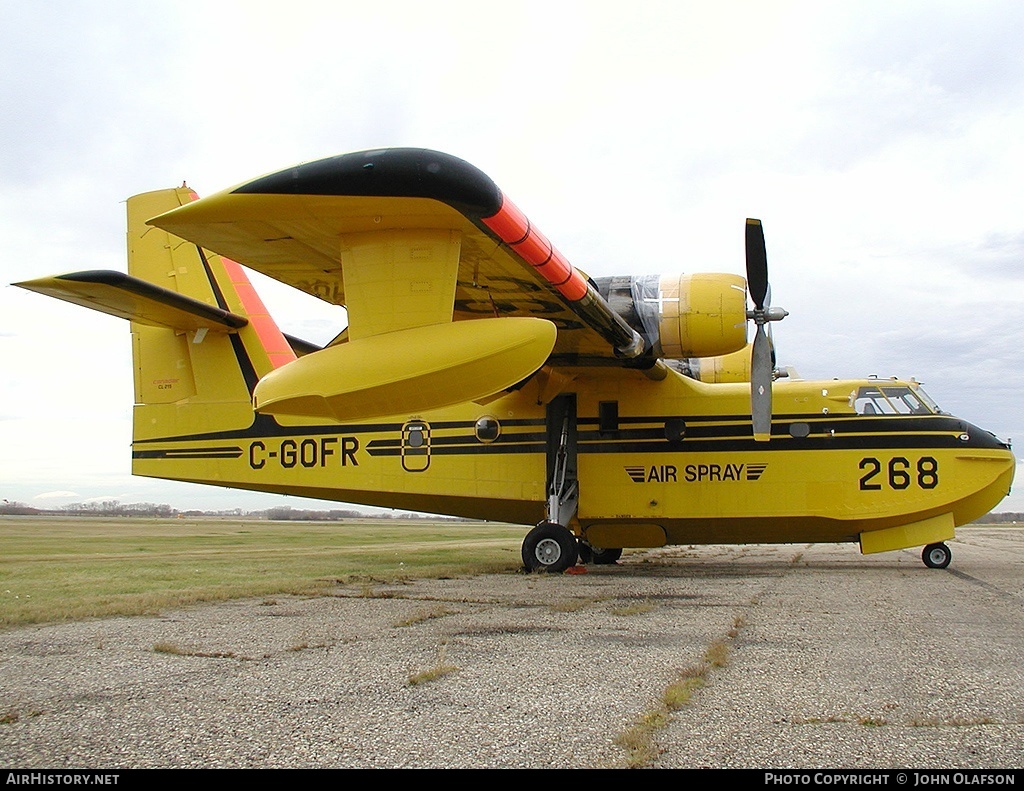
[922,542,952,569]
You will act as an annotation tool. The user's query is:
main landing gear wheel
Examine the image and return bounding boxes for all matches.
[575,541,622,566]
[590,546,622,565]
[522,522,578,573]
[922,542,952,569]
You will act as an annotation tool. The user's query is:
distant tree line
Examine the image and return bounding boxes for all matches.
[263,506,365,521]
[982,512,1024,524]
[0,499,471,521]
[2,498,1018,524]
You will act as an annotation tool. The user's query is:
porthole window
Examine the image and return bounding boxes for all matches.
[664,418,686,443]
[789,422,811,438]
[475,416,501,443]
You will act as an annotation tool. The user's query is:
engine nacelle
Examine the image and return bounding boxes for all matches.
[596,273,748,360]
[687,346,752,382]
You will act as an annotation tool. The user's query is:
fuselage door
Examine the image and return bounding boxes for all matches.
[402,420,431,472]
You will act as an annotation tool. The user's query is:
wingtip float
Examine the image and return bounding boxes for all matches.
[16,147,1015,574]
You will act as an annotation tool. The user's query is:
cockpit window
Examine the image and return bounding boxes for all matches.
[852,384,939,416]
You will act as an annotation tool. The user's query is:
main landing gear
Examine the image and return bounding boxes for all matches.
[589,545,623,565]
[520,394,627,573]
[522,394,581,574]
[521,524,624,573]
[922,542,952,569]
[522,521,578,573]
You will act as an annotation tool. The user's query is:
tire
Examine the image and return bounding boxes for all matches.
[576,540,593,565]
[522,522,578,573]
[922,542,951,569]
[590,546,622,565]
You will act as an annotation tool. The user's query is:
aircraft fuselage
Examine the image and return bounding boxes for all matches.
[131,368,1015,552]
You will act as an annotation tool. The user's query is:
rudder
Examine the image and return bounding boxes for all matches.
[126,187,296,442]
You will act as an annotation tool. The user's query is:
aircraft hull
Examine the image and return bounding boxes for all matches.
[132,372,1015,552]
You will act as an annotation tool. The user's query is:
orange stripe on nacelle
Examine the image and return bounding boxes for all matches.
[482,197,589,302]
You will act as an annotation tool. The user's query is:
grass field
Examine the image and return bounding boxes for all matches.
[0,515,526,628]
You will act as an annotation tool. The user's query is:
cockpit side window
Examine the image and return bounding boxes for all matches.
[853,385,936,416]
[881,386,932,414]
[854,387,895,415]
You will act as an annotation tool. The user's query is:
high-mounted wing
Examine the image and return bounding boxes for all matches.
[19,150,788,430]
[148,148,645,368]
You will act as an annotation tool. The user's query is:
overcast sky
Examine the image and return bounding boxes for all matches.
[2,0,1022,514]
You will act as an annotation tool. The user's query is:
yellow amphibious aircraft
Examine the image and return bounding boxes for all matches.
[16,148,1015,572]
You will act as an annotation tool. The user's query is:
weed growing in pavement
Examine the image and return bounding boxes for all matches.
[0,706,42,724]
[407,643,458,686]
[704,640,730,668]
[152,640,238,659]
[610,599,656,616]
[394,604,455,627]
[613,611,747,768]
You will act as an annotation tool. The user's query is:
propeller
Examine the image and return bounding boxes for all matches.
[745,219,788,441]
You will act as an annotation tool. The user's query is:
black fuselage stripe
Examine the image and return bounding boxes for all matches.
[135,430,986,460]
[132,414,969,445]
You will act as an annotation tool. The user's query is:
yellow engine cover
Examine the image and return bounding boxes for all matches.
[696,345,752,383]
[657,273,747,359]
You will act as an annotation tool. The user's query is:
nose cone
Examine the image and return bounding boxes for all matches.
[950,422,1015,525]
[961,421,1013,452]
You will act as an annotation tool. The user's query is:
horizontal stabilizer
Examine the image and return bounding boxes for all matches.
[254,317,557,421]
[14,270,248,331]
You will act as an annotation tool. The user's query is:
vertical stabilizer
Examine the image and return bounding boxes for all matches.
[126,188,295,445]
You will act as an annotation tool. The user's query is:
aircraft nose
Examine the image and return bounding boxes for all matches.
[949,425,1015,525]
[958,420,1012,451]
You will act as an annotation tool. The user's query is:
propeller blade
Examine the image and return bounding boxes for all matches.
[745,218,768,311]
[751,323,773,441]
[765,283,776,366]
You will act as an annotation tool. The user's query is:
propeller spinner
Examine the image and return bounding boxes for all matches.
[745,219,788,441]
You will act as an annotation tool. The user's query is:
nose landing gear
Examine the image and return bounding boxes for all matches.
[922,542,952,569]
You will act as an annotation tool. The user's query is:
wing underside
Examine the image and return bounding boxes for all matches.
[147,148,646,367]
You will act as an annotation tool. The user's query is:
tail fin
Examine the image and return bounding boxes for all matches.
[17,187,297,444]
[129,187,297,443]
[128,186,296,444]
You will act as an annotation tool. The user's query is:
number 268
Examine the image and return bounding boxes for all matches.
[858,456,938,491]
